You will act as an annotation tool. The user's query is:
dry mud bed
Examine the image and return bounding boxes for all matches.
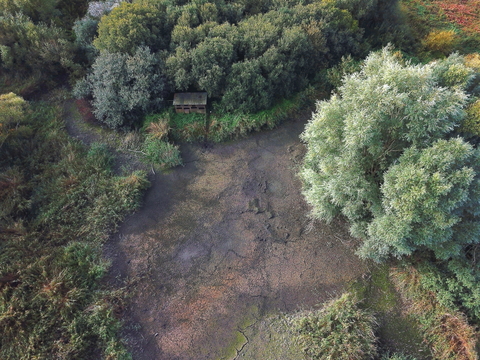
[106,116,367,359]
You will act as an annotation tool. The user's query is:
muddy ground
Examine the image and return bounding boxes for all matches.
[101,115,369,360]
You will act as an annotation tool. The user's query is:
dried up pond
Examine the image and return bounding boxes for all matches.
[104,115,368,359]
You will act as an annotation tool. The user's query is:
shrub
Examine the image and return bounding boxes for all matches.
[301,47,474,261]
[361,138,480,261]
[464,53,480,95]
[460,99,480,136]
[145,110,206,143]
[93,2,169,54]
[142,137,182,169]
[326,55,362,90]
[145,117,171,141]
[76,46,167,129]
[209,89,312,142]
[423,30,458,56]
[86,142,114,172]
[295,292,378,360]
[0,100,149,359]
[390,265,478,360]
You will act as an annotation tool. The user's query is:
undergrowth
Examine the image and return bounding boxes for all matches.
[144,88,317,145]
[208,87,317,143]
[390,264,478,360]
[0,94,149,359]
[400,0,480,57]
[294,292,378,360]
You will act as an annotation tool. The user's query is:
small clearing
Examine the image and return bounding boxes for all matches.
[103,114,368,359]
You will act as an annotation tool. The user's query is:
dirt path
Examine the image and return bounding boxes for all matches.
[102,114,368,360]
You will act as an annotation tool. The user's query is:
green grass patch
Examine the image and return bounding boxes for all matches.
[142,137,183,170]
[145,109,206,143]
[350,263,431,359]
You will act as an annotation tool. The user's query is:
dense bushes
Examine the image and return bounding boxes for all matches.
[0,13,78,95]
[72,0,407,128]
[93,2,170,54]
[0,94,149,359]
[0,0,90,96]
[363,138,480,261]
[391,265,478,360]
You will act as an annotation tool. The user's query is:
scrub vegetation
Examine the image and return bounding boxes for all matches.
[0,94,148,359]
[1,0,480,358]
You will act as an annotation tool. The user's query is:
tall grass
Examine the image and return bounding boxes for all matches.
[144,110,206,143]
[208,87,317,142]
[0,98,149,359]
[144,87,318,145]
[390,265,478,360]
[294,292,378,360]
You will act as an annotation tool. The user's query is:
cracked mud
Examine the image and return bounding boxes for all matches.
[106,116,367,359]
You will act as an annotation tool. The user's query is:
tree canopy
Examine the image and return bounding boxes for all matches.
[75,46,166,129]
[301,47,477,261]
[93,2,169,54]
[73,0,405,127]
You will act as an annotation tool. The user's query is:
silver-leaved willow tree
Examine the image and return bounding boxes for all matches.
[300,46,479,262]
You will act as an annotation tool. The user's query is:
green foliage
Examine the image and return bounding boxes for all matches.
[301,47,472,261]
[190,36,235,98]
[145,109,206,143]
[86,142,114,172]
[210,89,312,142]
[0,91,27,126]
[220,59,273,113]
[413,258,480,323]
[0,0,59,23]
[326,55,362,90]
[423,30,458,57]
[363,138,480,260]
[142,137,182,169]
[381,353,418,360]
[76,46,166,129]
[431,53,475,89]
[0,92,31,158]
[74,0,408,126]
[0,12,78,94]
[295,292,378,360]
[0,0,88,28]
[160,0,391,114]
[460,99,480,136]
[0,97,148,359]
[390,265,478,360]
[93,2,169,54]
[73,16,99,64]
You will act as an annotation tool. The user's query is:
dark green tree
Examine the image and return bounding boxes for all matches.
[221,59,272,113]
[75,46,167,129]
[190,36,235,97]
